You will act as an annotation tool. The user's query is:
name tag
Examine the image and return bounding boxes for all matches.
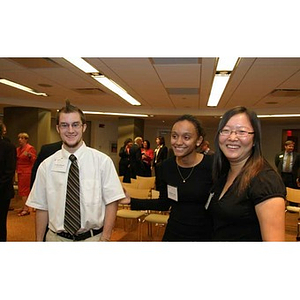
[52,157,68,173]
[167,185,178,201]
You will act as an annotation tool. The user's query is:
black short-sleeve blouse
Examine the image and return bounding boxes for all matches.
[208,163,286,241]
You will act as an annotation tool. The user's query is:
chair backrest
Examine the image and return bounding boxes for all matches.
[124,186,151,199]
[286,187,300,204]
[121,180,139,189]
[151,189,160,199]
[136,176,156,189]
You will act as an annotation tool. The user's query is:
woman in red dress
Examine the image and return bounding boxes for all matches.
[16,132,37,216]
[141,139,154,177]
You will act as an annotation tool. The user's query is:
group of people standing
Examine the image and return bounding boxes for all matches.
[0,125,37,241]
[118,135,168,182]
[0,102,290,242]
[122,107,286,241]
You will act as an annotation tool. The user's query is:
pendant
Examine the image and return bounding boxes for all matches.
[183,180,186,183]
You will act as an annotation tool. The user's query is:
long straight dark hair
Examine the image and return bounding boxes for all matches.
[213,106,265,194]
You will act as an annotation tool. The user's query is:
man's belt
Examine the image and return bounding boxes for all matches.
[53,227,103,241]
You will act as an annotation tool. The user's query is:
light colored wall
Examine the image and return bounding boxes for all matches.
[90,118,119,169]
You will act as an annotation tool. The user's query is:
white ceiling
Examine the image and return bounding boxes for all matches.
[1,57,300,128]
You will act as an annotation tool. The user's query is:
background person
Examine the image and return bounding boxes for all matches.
[1,123,10,142]
[141,139,154,177]
[0,123,16,241]
[121,115,214,241]
[198,140,215,155]
[208,106,286,241]
[118,138,133,183]
[26,101,126,242]
[275,140,300,190]
[16,132,37,216]
[153,136,168,187]
[153,136,168,175]
[129,136,145,179]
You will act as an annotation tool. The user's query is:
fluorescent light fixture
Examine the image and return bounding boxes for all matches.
[63,57,99,73]
[92,75,141,106]
[83,111,148,117]
[0,78,48,96]
[207,74,230,107]
[64,57,141,106]
[207,57,238,107]
[216,57,238,71]
[258,114,300,118]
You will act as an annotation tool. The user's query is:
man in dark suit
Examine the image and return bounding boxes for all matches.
[198,140,215,155]
[129,137,145,179]
[30,141,63,188]
[0,123,17,241]
[275,140,300,205]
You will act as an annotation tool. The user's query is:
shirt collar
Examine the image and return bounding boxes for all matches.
[61,141,86,160]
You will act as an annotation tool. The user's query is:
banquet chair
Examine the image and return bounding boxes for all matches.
[285,187,300,241]
[150,189,160,199]
[123,186,152,199]
[136,176,156,190]
[121,179,139,189]
[116,187,151,240]
[116,209,146,240]
[141,212,169,241]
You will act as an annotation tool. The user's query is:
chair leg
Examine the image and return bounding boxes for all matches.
[148,222,153,237]
[297,217,300,241]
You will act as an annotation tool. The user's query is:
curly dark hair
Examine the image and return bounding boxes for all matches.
[173,114,205,139]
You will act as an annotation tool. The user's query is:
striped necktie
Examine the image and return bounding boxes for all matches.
[284,153,292,172]
[64,154,81,234]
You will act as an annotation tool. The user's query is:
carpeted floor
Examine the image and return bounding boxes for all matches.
[6,195,299,242]
[6,195,165,242]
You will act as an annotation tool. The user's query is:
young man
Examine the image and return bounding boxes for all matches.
[26,101,126,241]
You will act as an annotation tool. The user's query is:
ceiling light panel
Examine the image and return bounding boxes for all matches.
[0,78,48,96]
[216,57,238,71]
[63,57,99,73]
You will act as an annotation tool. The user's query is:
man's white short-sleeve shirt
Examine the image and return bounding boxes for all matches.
[27,142,125,232]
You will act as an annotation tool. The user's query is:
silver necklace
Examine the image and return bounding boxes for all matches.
[176,163,195,183]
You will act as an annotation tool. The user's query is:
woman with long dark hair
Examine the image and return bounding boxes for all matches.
[208,106,286,241]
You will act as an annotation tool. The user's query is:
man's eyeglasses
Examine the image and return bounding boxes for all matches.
[58,122,83,130]
[219,129,255,137]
